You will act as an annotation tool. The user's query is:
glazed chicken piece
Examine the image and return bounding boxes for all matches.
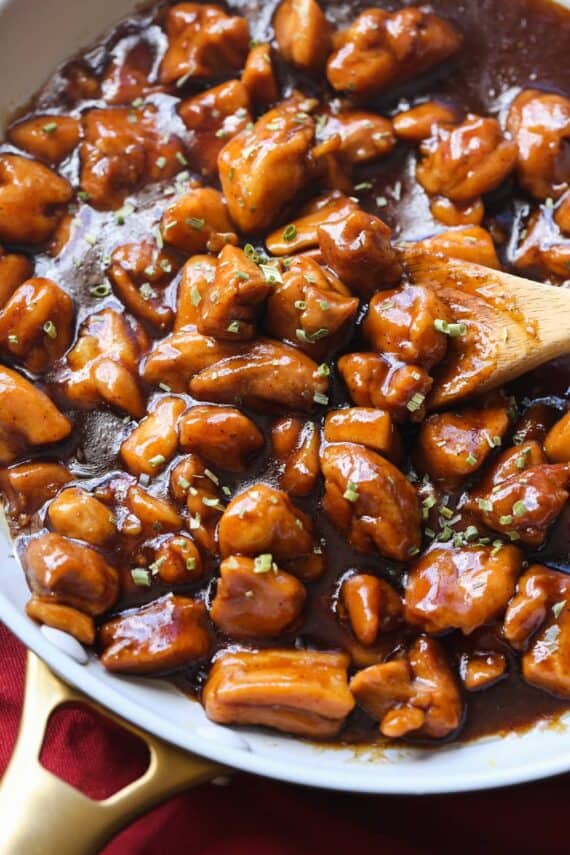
[159,3,249,85]
[405,544,523,635]
[413,226,500,269]
[512,207,570,279]
[169,454,224,553]
[321,442,421,562]
[350,636,463,739]
[0,154,72,245]
[545,411,570,462]
[0,462,71,518]
[242,44,279,107]
[459,652,507,691]
[178,80,252,177]
[362,284,451,370]
[466,463,570,547]
[22,532,119,615]
[341,574,403,645]
[326,7,461,97]
[271,417,320,497]
[219,484,323,581]
[149,533,203,585]
[414,399,511,487]
[47,487,117,547]
[80,105,186,210]
[100,594,212,674]
[0,366,72,465]
[0,277,74,372]
[274,0,332,74]
[316,111,395,166]
[108,241,183,333]
[197,245,271,340]
[429,196,485,227]
[264,256,358,356]
[506,90,570,200]
[26,597,95,645]
[160,187,236,255]
[218,95,318,234]
[190,338,329,414]
[120,396,187,476]
[338,352,433,423]
[101,35,159,106]
[503,564,570,698]
[0,246,33,306]
[8,115,81,165]
[555,189,570,234]
[324,408,401,463]
[265,191,357,256]
[470,440,547,490]
[417,114,517,203]
[179,405,263,472]
[210,555,306,638]
[125,485,183,535]
[61,309,148,418]
[141,328,241,392]
[317,210,402,298]
[175,255,217,330]
[203,649,354,738]
[393,101,461,142]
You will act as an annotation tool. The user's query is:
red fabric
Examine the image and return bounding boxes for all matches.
[1,621,568,854]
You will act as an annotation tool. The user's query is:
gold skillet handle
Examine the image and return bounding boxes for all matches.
[0,653,227,855]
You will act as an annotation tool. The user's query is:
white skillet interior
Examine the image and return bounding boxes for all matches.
[1,0,570,794]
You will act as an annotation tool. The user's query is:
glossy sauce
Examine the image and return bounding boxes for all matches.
[3,0,570,746]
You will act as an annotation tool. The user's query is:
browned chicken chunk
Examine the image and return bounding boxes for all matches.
[506,89,570,200]
[0,154,72,245]
[190,338,329,413]
[160,3,249,85]
[405,544,523,635]
[22,532,119,615]
[121,396,187,476]
[341,574,403,645]
[417,114,517,202]
[545,411,570,462]
[393,101,461,142]
[0,246,33,306]
[274,0,332,74]
[324,408,401,463]
[460,651,507,691]
[503,564,570,698]
[8,115,81,165]
[203,648,354,737]
[179,405,263,471]
[271,417,320,497]
[100,594,212,674]
[316,111,395,166]
[242,44,279,107]
[26,597,95,645]
[327,8,461,97]
[0,277,74,372]
[160,187,236,255]
[0,462,71,518]
[321,442,421,561]
[318,210,402,298]
[210,555,306,637]
[350,636,463,739]
[47,487,117,547]
[178,80,252,177]
[414,400,511,487]
[0,366,72,465]
[363,284,450,370]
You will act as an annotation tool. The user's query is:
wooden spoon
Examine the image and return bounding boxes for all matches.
[402,247,570,409]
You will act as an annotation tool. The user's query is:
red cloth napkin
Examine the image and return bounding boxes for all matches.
[1,621,568,855]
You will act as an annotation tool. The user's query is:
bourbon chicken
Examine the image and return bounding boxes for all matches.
[3,0,570,752]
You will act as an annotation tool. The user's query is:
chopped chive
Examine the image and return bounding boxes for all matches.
[131,568,151,587]
[283,224,297,242]
[464,525,479,541]
[204,469,219,485]
[140,282,157,301]
[43,320,57,339]
[186,217,206,230]
[155,156,167,169]
[149,454,166,467]
[42,121,58,134]
[316,363,330,378]
[466,453,478,466]
[553,600,566,619]
[227,320,241,333]
[253,553,273,573]
[190,284,202,306]
[439,505,454,519]
[186,557,197,571]
[90,283,111,298]
[406,392,425,413]
[512,500,527,516]
[477,498,494,512]
[176,152,188,165]
[178,477,191,491]
[434,318,467,337]
[77,190,91,202]
[500,514,513,525]
[313,391,329,406]
[294,300,307,310]
[235,270,250,281]
[343,480,359,502]
[202,497,224,510]
[8,334,19,345]
[159,382,171,392]
[319,300,331,311]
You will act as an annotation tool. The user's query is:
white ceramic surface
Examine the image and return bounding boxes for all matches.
[1,0,570,794]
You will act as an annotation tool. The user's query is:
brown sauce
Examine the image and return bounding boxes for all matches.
[2,0,570,747]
